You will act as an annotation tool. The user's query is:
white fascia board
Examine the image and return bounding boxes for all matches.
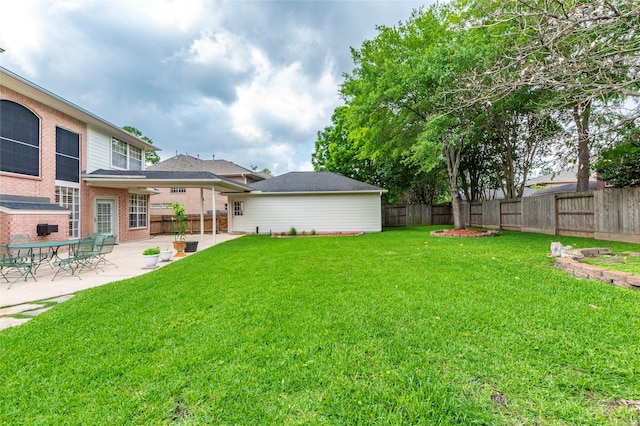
[240,190,388,196]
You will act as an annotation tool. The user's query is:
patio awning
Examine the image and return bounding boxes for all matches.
[83,170,252,193]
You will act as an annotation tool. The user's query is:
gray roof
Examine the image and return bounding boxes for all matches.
[0,194,69,211]
[148,154,269,180]
[84,169,252,190]
[248,171,386,193]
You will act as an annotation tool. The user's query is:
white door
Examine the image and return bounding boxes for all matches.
[230,198,246,233]
[95,198,117,236]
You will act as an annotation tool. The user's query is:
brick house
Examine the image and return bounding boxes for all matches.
[0,67,250,244]
[146,154,270,215]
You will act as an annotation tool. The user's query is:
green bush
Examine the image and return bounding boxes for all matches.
[142,247,160,256]
[289,226,297,236]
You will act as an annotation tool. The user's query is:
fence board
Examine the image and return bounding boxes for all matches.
[150,213,227,236]
[521,194,555,235]
[382,206,406,227]
[469,202,483,227]
[594,187,640,243]
[556,192,594,238]
[500,200,522,231]
[432,204,452,225]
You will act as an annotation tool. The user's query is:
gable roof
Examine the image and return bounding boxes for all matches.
[247,171,386,193]
[148,154,269,180]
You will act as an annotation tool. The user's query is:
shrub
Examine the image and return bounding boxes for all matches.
[289,226,297,236]
[310,229,316,235]
[143,247,160,256]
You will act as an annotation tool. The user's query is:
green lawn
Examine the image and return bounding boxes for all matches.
[1,227,639,424]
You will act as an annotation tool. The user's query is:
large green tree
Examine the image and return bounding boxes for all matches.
[339,4,506,228]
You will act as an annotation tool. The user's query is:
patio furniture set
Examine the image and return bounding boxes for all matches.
[0,234,117,287]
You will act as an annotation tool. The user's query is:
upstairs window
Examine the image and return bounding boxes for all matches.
[129,146,142,170]
[170,187,186,193]
[111,138,128,169]
[56,127,80,183]
[111,137,143,170]
[0,100,40,177]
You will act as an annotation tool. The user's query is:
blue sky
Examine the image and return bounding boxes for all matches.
[0,0,430,175]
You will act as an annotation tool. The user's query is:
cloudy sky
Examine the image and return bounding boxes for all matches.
[0,0,430,175]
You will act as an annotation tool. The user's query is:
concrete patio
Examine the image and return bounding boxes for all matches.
[0,233,243,331]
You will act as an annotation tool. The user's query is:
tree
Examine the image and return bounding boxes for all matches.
[340,4,505,228]
[122,126,160,165]
[464,0,640,192]
[594,128,640,187]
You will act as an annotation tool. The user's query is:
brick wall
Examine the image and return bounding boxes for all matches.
[0,212,70,244]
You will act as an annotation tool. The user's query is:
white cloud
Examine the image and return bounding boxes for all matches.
[184,31,255,73]
[229,59,338,142]
[0,1,48,75]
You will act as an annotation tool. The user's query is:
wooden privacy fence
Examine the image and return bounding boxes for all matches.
[150,213,228,236]
[382,187,639,243]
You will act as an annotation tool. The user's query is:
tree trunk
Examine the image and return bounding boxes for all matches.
[444,140,465,230]
[573,100,592,192]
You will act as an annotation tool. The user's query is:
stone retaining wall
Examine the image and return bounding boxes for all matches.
[555,248,640,289]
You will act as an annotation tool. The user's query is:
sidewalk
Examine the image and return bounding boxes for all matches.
[0,233,242,330]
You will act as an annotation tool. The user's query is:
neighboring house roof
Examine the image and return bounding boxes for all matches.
[83,169,252,193]
[0,194,69,212]
[525,167,597,187]
[148,154,269,181]
[0,67,157,152]
[530,181,598,196]
[247,171,386,194]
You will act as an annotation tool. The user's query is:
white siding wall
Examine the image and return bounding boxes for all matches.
[86,126,111,172]
[234,193,382,234]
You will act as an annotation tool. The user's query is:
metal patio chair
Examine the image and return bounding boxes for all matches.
[52,236,98,281]
[93,234,118,269]
[0,244,37,288]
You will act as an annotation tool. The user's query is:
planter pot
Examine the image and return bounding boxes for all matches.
[185,241,199,253]
[143,254,160,268]
[159,250,173,262]
[173,241,187,258]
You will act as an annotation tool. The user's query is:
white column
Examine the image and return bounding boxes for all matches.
[200,187,205,242]
[212,185,217,245]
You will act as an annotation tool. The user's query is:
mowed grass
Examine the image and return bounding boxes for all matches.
[1,227,639,425]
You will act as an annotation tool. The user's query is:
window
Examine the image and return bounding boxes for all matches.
[111,137,143,170]
[56,186,80,238]
[111,138,128,168]
[129,193,147,228]
[129,146,142,170]
[150,203,172,209]
[56,127,80,183]
[170,187,186,193]
[0,100,40,176]
[233,201,244,216]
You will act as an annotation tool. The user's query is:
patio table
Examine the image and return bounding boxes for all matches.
[7,239,80,276]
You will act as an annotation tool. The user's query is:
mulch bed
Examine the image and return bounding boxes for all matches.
[272,232,363,238]
[430,229,500,238]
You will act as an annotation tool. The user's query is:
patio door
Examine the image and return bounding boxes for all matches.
[95,198,117,237]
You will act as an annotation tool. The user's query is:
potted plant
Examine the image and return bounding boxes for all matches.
[159,246,173,262]
[171,202,188,257]
[142,247,161,268]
